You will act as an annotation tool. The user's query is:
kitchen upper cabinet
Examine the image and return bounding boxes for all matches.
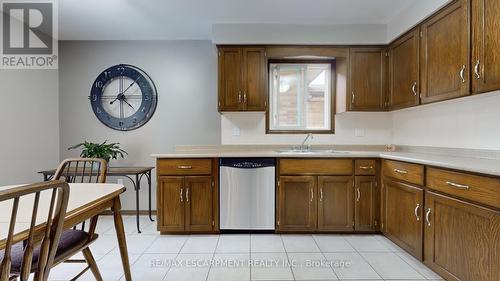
[242,48,267,110]
[317,176,354,232]
[424,191,500,281]
[184,176,214,232]
[277,176,317,232]
[420,0,470,104]
[382,178,424,260]
[218,47,242,111]
[355,176,378,231]
[158,177,186,232]
[218,46,266,112]
[389,28,420,110]
[472,0,500,94]
[348,48,385,111]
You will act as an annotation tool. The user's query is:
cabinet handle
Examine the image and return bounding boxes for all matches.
[186,187,189,202]
[356,188,360,202]
[320,188,323,202]
[180,188,183,202]
[238,91,242,103]
[459,65,466,83]
[243,91,247,103]
[351,91,355,104]
[425,208,431,226]
[414,203,420,221]
[446,181,470,190]
[393,168,408,174]
[411,82,417,96]
[177,165,192,169]
[474,60,481,79]
[359,166,373,170]
[310,188,314,202]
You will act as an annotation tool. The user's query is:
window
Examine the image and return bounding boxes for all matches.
[268,61,334,133]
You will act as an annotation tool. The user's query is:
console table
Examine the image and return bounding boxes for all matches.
[39,166,154,233]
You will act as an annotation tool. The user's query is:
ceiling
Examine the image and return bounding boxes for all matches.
[59,0,418,40]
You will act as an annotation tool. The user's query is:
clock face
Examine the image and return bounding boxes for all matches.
[89,64,158,131]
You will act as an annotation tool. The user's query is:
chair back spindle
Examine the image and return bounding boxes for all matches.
[0,181,70,281]
[54,158,107,184]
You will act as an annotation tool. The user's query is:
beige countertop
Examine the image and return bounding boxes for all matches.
[151,147,500,177]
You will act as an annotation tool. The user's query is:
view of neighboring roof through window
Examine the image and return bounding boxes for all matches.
[268,61,334,133]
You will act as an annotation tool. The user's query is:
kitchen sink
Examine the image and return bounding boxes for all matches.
[275,149,350,154]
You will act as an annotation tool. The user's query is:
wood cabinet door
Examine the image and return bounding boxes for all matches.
[389,28,420,110]
[349,48,385,111]
[157,176,185,232]
[218,47,243,111]
[382,179,423,260]
[472,0,500,94]
[424,191,500,281]
[317,176,354,231]
[420,0,470,104]
[184,176,213,232]
[242,47,267,111]
[355,176,378,231]
[277,176,317,232]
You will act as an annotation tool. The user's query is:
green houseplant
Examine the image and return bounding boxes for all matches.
[68,140,128,164]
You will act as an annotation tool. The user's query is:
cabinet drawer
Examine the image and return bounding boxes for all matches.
[426,167,500,209]
[157,159,212,175]
[383,160,424,186]
[279,159,353,175]
[355,159,377,175]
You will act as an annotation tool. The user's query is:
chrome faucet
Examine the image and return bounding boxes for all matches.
[299,133,314,151]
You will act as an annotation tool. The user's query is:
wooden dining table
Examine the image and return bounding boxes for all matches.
[0,183,133,281]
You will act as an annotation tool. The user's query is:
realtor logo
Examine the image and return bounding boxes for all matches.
[1,0,58,69]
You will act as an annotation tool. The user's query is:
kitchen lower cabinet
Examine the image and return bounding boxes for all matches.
[277,176,317,232]
[184,176,214,232]
[424,191,500,281]
[157,175,216,233]
[317,176,354,232]
[158,176,185,232]
[382,178,423,260]
[355,176,379,231]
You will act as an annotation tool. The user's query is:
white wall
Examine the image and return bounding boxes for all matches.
[0,70,60,185]
[391,91,500,150]
[221,112,393,145]
[212,24,387,45]
[59,40,221,210]
[386,0,451,41]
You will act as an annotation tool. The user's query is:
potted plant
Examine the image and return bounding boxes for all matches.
[68,140,128,167]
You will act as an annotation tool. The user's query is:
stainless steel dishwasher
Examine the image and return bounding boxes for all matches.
[219,158,275,230]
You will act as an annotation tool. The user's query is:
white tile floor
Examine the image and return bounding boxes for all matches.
[47,216,444,281]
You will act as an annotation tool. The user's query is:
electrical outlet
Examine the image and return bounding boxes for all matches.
[354,128,365,137]
[232,126,241,136]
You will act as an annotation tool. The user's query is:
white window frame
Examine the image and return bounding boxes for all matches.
[268,61,334,133]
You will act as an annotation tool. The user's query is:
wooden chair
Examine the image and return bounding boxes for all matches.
[0,181,70,281]
[51,158,108,281]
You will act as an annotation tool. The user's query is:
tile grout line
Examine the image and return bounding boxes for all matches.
[280,234,297,281]
[344,235,385,280]
[160,235,189,281]
[311,234,341,281]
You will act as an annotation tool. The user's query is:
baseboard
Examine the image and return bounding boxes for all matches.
[100,210,157,216]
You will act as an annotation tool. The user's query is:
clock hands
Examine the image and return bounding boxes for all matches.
[110,76,141,105]
[122,99,135,110]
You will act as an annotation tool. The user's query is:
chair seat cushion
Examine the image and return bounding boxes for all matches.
[0,229,94,274]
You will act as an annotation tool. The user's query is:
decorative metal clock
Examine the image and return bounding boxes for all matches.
[89,64,157,131]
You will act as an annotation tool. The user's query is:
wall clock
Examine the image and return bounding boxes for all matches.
[89,64,158,131]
